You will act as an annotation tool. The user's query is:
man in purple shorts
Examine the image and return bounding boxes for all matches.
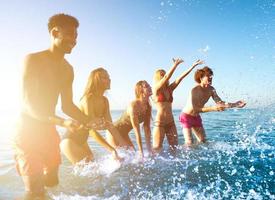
[179,66,246,146]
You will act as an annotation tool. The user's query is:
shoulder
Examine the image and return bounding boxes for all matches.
[23,51,47,74]
[130,100,139,110]
[24,51,46,65]
[62,59,74,74]
[127,100,138,113]
[191,85,200,92]
[103,96,110,105]
[208,86,216,93]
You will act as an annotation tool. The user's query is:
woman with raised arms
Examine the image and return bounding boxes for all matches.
[152,58,204,152]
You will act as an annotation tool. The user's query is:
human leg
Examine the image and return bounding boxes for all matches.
[21,175,45,199]
[152,123,165,153]
[44,167,59,187]
[182,128,193,146]
[165,122,178,151]
[192,127,206,143]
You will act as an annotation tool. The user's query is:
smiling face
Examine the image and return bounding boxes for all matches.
[142,81,152,97]
[53,26,78,54]
[100,71,111,90]
[200,74,213,86]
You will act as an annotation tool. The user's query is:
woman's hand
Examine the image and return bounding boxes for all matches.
[172,58,184,66]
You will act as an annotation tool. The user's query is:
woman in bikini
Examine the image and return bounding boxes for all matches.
[60,67,126,164]
[152,58,204,152]
[107,80,152,158]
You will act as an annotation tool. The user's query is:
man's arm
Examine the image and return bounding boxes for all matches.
[211,87,224,104]
[191,88,225,113]
[211,87,246,109]
[60,64,89,124]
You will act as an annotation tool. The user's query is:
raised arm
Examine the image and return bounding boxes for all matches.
[154,58,184,92]
[170,59,204,91]
[129,102,144,157]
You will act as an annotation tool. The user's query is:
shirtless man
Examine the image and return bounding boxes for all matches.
[179,66,246,145]
[14,14,92,199]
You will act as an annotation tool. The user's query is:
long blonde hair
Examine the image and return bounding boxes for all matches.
[135,80,146,99]
[134,80,152,120]
[153,69,166,86]
[81,67,108,99]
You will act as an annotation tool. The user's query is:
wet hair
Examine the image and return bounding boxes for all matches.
[194,66,213,83]
[48,13,79,32]
[81,68,108,99]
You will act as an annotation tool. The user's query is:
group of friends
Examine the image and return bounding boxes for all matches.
[13,13,246,199]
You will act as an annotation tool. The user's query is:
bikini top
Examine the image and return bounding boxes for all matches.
[156,87,173,103]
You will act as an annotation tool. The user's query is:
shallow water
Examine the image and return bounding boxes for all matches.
[0,107,274,199]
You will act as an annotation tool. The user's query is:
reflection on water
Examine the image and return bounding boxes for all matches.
[1,107,274,199]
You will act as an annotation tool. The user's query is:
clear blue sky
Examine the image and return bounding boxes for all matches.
[0,0,274,111]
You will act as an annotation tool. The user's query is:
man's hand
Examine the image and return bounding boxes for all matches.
[192,59,204,67]
[235,100,246,108]
[215,103,226,111]
[63,119,83,132]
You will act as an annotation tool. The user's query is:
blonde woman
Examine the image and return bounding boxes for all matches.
[152,58,204,152]
[60,68,126,164]
[107,80,152,158]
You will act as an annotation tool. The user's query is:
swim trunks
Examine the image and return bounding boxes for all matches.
[179,112,203,128]
[14,113,61,176]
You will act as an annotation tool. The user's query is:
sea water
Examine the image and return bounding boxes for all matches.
[0,107,274,199]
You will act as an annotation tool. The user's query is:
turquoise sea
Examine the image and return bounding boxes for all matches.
[0,107,274,199]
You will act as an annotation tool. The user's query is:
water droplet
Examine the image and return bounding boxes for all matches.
[194,166,199,173]
[269,171,274,175]
[250,166,255,172]
[231,169,237,175]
